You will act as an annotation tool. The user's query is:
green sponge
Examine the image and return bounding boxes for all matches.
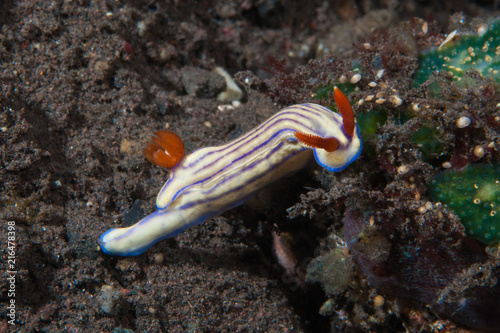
[414,20,500,86]
[429,163,500,244]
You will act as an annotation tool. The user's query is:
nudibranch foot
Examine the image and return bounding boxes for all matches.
[99,89,362,256]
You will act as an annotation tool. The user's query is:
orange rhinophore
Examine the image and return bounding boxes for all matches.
[333,86,355,137]
[143,130,185,168]
[294,132,339,152]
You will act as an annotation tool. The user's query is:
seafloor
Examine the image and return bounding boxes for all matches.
[1,1,500,332]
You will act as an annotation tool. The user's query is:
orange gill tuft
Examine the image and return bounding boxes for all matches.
[294,132,339,152]
[143,130,185,168]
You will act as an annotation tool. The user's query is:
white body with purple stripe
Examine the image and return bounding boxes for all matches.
[99,103,362,256]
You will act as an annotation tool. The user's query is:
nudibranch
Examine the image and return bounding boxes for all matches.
[99,87,362,256]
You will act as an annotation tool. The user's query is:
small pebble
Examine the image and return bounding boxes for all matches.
[204,121,212,128]
[137,21,147,37]
[373,295,385,308]
[456,116,471,128]
[319,299,335,316]
[418,206,428,214]
[338,75,347,83]
[153,253,164,264]
[363,43,372,50]
[120,139,133,154]
[98,285,120,315]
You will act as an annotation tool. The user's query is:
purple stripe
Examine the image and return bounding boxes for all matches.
[158,105,339,207]
[160,125,307,208]
[183,109,323,170]
[186,116,315,174]
[178,141,309,210]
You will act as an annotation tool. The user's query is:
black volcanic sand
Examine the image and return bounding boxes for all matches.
[1,1,500,332]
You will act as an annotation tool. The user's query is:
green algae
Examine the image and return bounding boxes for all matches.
[313,82,357,101]
[411,125,445,160]
[357,108,388,137]
[428,163,500,244]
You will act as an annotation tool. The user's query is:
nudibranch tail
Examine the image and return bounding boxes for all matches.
[294,132,339,152]
[98,209,193,256]
[143,130,185,168]
[333,86,355,137]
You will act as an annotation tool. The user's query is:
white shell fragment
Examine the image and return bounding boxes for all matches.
[390,95,403,107]
[213,67,243,103]
[478,24,488,36]
[473,145,485,158]
[439,30,458,50]
[375,69,385,80]
[422,21,428,34]
[442,161,452,168]
[350,74,362,84]
[397,165,410,175]
[456,116,471,128]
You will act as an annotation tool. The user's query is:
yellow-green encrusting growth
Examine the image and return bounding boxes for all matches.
[428,163,500,244]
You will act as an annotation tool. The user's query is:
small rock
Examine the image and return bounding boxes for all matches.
[213,67,243,102]
[181,66,226,98]
[93,59,115,81]
[39,303,59,322]
[98,285,122,315]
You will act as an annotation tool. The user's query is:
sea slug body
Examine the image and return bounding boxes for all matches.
[99,87,362,256]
